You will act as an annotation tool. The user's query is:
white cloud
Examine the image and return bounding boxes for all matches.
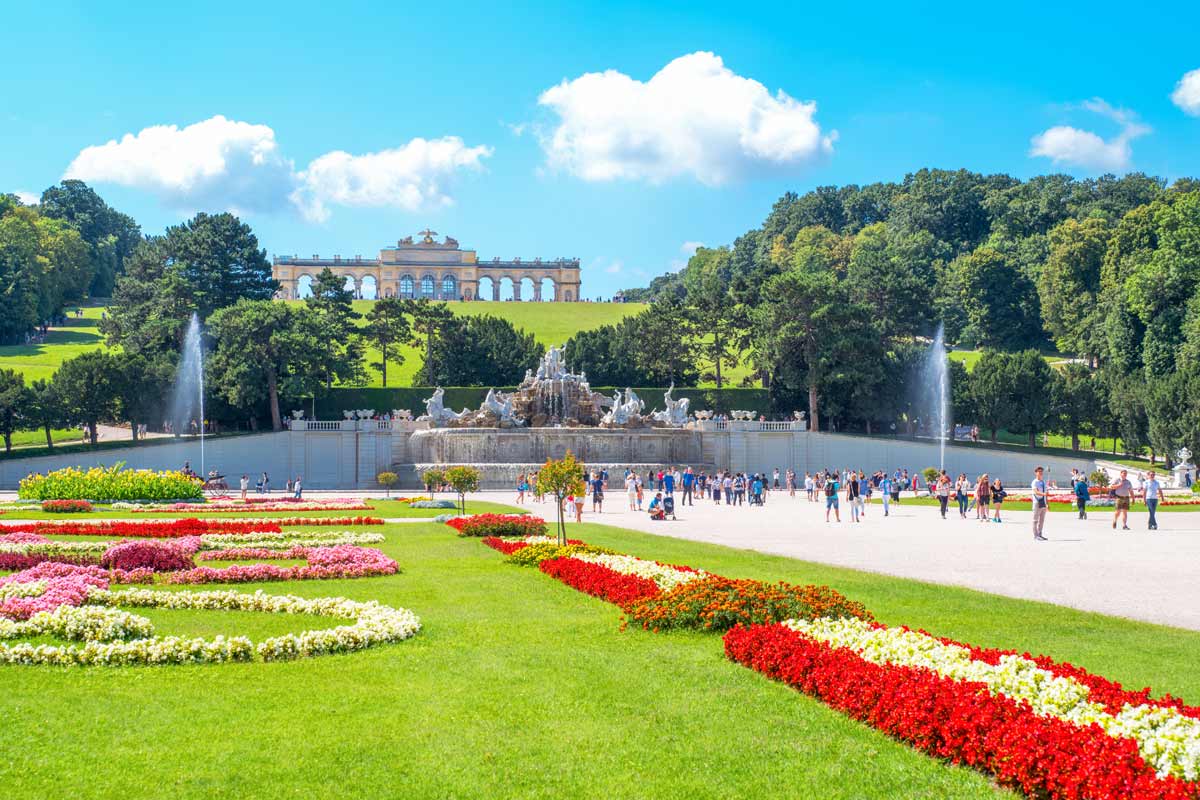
[291,137,492,222]
[13,190,39,205]
[680,241,705,256]
[1172,68,1200,116]
[537,51,835,185]
[1029,98,1150,171]
[64,115,491,221]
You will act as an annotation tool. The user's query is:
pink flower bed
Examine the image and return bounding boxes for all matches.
[0,563,110,620]
[100,539,198,572]
[162,546,398,584]
[197,546,309,561]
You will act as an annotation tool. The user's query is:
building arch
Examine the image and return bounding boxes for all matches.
[519,276,535,302]
[562,288,573,302]
[440,274,458,300]
[360,275,378,300]
[477,275,496,301]
[399,274,414,298]
[420,274,436,299]
[538,276,556,302]
[296,274,315,299]
[499,275,516,301]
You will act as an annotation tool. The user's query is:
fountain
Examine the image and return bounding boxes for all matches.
[920,322,950,471]
[169,313,206,477]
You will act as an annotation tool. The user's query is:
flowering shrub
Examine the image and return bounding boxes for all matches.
[724,623,1200,799]
[539,557,662,607]
[0,538,107,570]
[162,546,398,584]
[0,588,421,666]
[626,577,875,633]
[505,541,616,567]
[0,563,110,620]
[1,605,157,642]
[18,465,203,502]
[446,514,546,538]
[101,540,197,572]
[41,499,93,513]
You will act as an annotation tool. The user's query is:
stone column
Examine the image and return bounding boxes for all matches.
[513,279,521,302]
[492,280,500,301]
[533,282,542,302]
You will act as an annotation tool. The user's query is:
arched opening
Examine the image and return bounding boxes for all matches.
[360,275,378,300]
[384,286,395,298]
[519,277,535,302]
[342,275,358,298]
[296,274,315,299]
[399,275,414,299]
[477,275,495,301]
[440,274,457,301]
[539,277,556,302]
[420,274,436,299]
[499,276,515,302]
[563,289,573,302]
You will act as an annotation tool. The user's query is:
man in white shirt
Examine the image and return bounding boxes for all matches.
[1030,466,1049,541]
[1111,469,1133,531]
[1144,470,1162,531]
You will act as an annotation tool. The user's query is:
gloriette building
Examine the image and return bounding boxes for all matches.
[272,229,582,302]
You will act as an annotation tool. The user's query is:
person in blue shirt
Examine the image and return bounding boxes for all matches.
[647,492,664,520]
[663,468,676,495]
[857,472,870,518]
[1074,474,1090,519]
[824,474,841,522]
[681,467,694,505]
[590,472,605,513]
[1144,470,1162,530]
[879,474,893,516]
[751,475,764,505]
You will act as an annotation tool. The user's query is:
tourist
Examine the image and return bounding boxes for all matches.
[954,473,970,519]
[723,473,733,505]
[261,472,270,494]
[935,471,951,519]
[293,476,303,499]
[591,472,605,513]
[804,472,814,501]
[773,468,781,491]
[787,468,796,497]
[733,473,745,505]
[239,474,249,501]
[824,472,841,522]
[285,477,293,495]
[682,467,695,506]
[1144,470,1162,530]
[515,474,527,505]
[635,474,644,510]
[1111,469,1133,531]
[663,468,676,496]
[879,472,893,516]
[648,492,665,521]
[856,471,869,518]
[991,477,1006,523]
[975,474,990,521]
[751,474,764,506]
[1074,473,1090,519]
[625,472,638,511]
[1031,467,1049,541]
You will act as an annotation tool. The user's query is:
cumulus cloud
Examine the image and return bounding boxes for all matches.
[291,137,492,222]
[1172,68,1200,116]
[1029,98,1150,171]
[13,190,39,205]
[64,115,491,220]
[537,52,835,185]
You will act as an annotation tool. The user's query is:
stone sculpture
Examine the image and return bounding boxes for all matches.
[650,385,690,427]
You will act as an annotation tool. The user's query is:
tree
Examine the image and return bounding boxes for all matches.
[846,224,941,338]
[38,179,141,297]
[0,368,25,452]
[417,315,542,387]
[377,471,398,498]
[1004,350,1057,448]
[23,378,66,449]
[303,267,365,389]
[628,296,699,387]
[421,468,445,496]
[1038,217,1109,359]
[969,351,1014,442]
[364,297,411,387]
[53,351,119,445]
[443,465,481,515]
[683,247,747,387]
[408,300,455,381]
[110,352,170,442]
[207,300,296,431]
[1051,363,1103,450]
[536,452,586,544]
[951,246,1044,349]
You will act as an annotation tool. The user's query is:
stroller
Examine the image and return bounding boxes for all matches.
[662,494,677,520]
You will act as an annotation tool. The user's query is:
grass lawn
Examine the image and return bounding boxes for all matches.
[0,305,110,384]
[3,515,1200,797]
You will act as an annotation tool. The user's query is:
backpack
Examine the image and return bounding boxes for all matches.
[824,481,835,497]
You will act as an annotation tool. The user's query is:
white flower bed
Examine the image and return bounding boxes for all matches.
[197,531,385,550]
[784,616,1200,781]
[573,553,708,591]
[0,587,420,667]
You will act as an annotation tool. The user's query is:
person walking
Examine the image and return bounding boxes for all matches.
[975,474,990,521]
[773,468,781,491]
[991,478,1005,523]
[955,473,970,519]
[626,472,638,511]
[635,473,645,510]
[239,474,249,502]
[787,469,796,497]
[846,474,861,522]
[1144,470,1162,531]
[1074,473,1090,519]
[591,472,605,513]
[293,476,303,499]
[682,467,695,506]
[261,472,270,495]
[1111,469,1133,530]
[935,471,951,519]
[879,472,892,517]
[723,473,734,505]
[1031,466,1049,541]
[824,472,841,522]
[805,472,814,501]
[751,474,764,506]
[515,475,527,505]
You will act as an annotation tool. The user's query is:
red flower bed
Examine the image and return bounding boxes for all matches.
[41,499,93,513]
[538,557,661,608]
[482,537,528,555]
[100,540,197,572]
[1,518,282,538]
[0,552,100,571]
[724,624,1198,800]
[446,514,547,537]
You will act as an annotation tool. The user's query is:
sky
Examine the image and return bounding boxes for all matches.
[3,1,1199,298]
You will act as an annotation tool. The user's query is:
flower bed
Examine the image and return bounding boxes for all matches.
[0,563,116,620]
[626,577,874,633]
[130,500,373,513]
[539,557,662,607]
[481,535,585,555]
[505,541,616,567]
[407,500,458,509]
[446,514,546,538]
[724,620,1200,798]
[101,540,197,572]
[0,586,420,666]
[197,531,385,551]
[161,546,398,584]
[41,499,93,513]
[18,466,203,502]
[1,518,281,538]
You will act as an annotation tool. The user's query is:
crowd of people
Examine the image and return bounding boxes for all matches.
[508,462,1171,537]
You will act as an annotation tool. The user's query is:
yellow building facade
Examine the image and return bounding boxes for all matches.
[272,230,582,302]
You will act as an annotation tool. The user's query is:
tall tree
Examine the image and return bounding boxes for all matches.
[364,297,411,387]
[1004,350,1057,448]
[23,378,66,449]
[407,299,455,383]
[951,246,1043,349]
[304,267,365,388]
[53,351,119,445]
[0,368,24,452]
[417,315,542,387]
[683,247,746,387]
[207,300,297,431]
[38,179,141,297]
[1051,363,1102,450]
[969,351,1015,442]
[1038,217,1109,359]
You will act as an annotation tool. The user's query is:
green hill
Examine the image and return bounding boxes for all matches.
[0,301,645,388]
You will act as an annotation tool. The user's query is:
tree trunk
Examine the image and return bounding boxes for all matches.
[43,423,53,449]
[267,369,282,432]
[990,427,997,443]
[1071,432,1079,451]
[381,343,389,387]
[1028,430,1036,448]
[866,420,872,435]
[715,354,722,389]
[130,419,138,442]
[3,432,10,453]
[89,422,98,446]
[808,384,819,433]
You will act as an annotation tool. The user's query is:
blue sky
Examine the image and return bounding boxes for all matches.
[3,1,1199,298]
